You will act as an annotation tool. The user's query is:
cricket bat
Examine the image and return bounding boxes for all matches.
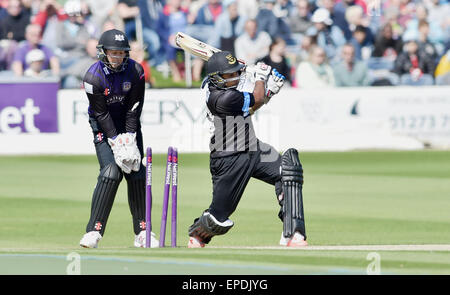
[175,32,245,64]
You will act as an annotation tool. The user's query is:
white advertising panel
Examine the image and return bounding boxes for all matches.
[1,86,449,155]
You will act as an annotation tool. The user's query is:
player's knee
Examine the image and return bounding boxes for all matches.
[281,148,303,183]
[100,163,123,181]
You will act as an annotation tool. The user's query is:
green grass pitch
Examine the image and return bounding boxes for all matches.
[0,150,449,275]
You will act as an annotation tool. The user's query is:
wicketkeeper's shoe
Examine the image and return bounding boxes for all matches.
[80,231,102,248]
[134,230,159,248]
[279,232,308,247]
[187,236,205,248]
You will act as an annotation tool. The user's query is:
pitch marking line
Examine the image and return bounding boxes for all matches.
[209,244,450,251]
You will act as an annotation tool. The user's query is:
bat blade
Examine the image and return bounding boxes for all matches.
[175,32,221,61]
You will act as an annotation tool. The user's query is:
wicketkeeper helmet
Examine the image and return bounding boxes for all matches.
[97,29,131,72]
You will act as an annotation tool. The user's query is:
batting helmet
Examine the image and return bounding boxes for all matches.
[206,51,245,89]
[97,29,131,72]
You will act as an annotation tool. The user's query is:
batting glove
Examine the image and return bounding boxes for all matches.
[254,62,272,82]
[264,69,285,103]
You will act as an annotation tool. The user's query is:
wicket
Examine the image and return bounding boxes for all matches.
[145,146,178,248]
[145,147,152,248]
[171,148,178,247]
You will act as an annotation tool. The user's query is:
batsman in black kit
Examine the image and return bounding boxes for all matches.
[188,51,308,248]
[79,29,158,248]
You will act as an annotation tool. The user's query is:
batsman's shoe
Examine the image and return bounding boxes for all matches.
[134,230,159,248]
[80,231,102,248]
[279,232,308,247]
[188,236,205,248]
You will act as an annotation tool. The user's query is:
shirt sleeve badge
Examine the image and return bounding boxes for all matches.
[123,82,131,92]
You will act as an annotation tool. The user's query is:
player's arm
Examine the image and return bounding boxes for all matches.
[84,80,118,139]
[125,63,146,133]
[213,89,255,118]
[249,80,265,114]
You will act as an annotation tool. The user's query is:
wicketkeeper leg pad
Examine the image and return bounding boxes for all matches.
[188,211,234,244]
[127,177,146,235]
[280,148,306,240]
[86,163,123,235]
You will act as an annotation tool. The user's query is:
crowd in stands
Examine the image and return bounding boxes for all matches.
[0,0,449,88]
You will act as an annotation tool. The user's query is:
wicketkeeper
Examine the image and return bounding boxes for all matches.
[79,29,158,248]
[188,51,308,248]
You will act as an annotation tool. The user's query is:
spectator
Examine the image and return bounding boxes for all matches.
[21,0,39,16]
[297,33,316,62]
[129,40,156,87]
[349,25,372,60]
[334,0,367,15]
[157,0,189,82]
[0,0,30,42]
[372,23,403,60]
[117,0,140,38]
[257,37,292,85]
[138,0,164,30]
[237,0,258,20]
[287,0,313,43]
[234,19,272,65]
[118,0,162,67]
[11,24,60,77]
[273,0,294,19]
[23,48,52,77]
[393,32,435,86]
[41,0,97,88]
[32,0,66,32]
[102,17,120,32]
[319,0,350,41]
[435,49,450,85]
[85,0,119,30]
[0,44,7,71]
[425,0,450,31]
[345,5,374,47]
[288,28,318,81]
[0,1,6,20]
[387,0,416,29]
[208,0,246,55]
[59,38,98,88]
[417,20,439,64]
[256,0,292,44]
[333,43,369,86]
[186,0,222,43]
[138,0,165,65]
[0,39,19,72]
[306,8,345,62]
[381,6,404,40]
[184,0,222,82]
[295,45,335,88]
[403,3,445,51]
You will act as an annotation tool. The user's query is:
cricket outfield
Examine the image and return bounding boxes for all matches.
[0,151,449,275]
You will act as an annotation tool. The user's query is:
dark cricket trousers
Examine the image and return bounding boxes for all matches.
[85,116,147,235]
[208,141,283,222]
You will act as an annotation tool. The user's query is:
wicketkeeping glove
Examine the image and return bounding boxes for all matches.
[108,133,141,174]
[265,69,285,102]
[108,134,130,173]
[122,132,141,172]
[254,62,272,82]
